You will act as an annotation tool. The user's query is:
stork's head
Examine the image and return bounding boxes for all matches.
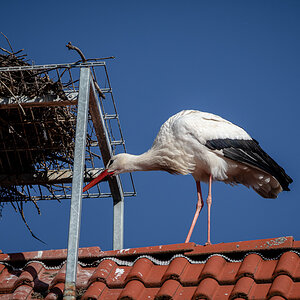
[106,153,134,174]
[83,153,131,192]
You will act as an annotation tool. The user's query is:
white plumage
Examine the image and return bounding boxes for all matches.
[83,110,292,244]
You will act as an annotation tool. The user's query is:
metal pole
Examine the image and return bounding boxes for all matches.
[113,195,124,250]
[89,80,125,250]
[63,67,90,300]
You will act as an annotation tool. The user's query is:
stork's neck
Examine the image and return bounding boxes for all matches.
[122,150,163,172]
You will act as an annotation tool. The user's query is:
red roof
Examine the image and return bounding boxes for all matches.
[0,236,299,299]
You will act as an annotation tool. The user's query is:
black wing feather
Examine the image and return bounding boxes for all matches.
[205,138,293,191]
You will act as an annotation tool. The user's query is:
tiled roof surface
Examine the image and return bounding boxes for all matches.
[0,236,299,299]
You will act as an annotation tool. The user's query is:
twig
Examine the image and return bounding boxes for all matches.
[66,42,87,62]
[0,32,14,54]
[0,47,13,55]
[17,201,46,244]
[0,79,26,115]
[65,42,106,99]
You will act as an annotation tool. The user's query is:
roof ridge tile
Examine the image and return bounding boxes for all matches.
[187,237,294,256]
[95,243,196,259]
[0,247,101,263]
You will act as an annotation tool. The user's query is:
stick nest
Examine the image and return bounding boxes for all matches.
[0,47,75,176]
[0,43,77,241]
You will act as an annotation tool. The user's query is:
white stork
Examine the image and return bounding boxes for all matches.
[83,110,292,245]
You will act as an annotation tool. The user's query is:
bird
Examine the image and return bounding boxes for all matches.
[83,110,293,245]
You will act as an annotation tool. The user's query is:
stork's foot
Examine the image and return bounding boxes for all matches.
[205,241,212,246]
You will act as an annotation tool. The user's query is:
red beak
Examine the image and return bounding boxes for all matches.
[83,169,114,192]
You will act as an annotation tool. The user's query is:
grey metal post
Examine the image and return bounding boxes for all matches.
[63,67,91,300]
[89,79,125,250]
[113,196,124,250]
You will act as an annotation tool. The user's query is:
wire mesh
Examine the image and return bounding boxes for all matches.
[0,62,136,202]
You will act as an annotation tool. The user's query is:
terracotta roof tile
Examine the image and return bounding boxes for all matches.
[82,281,107,300]
[106,263,130,288]
[273,251,299,278]
[194,277,220,299]
[267,274,294,298]
[45,281,64,300]
[248,283,270,300]
[142,264,167,287]
[219,261,240,284]
[235,253,262,280]
[268,296,286,300]
[96,288,124,300]
[161,256,189,283]
[139,287,160,300]
[118,279,145,299]
[155,278,182,299]
[0,236,299,299]
[0,267,20,293]
[12,284,33,300]
[48,264,66,290]
[289,283,300,300]
[255,259,277,282]
[180,262,204,285]
[126,257,153,283]
[230,276,255,298]
[200,255,227,282]
[14,262,43,289]
[88,259,116,285]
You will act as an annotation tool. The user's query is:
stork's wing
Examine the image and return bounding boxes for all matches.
[205,138,293,191]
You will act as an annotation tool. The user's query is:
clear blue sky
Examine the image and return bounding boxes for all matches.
[1,1,299,253]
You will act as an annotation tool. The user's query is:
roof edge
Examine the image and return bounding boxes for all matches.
[0,236,297,263]
[186,236,295,256]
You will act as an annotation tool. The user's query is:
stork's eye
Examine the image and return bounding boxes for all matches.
[107,159,114,167]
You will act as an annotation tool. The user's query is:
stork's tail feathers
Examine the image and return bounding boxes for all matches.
[206,138,293,198]
[251,174,284,199]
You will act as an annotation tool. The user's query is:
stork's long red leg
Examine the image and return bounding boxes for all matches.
[185,181,203,243]
[205,174,212,245]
